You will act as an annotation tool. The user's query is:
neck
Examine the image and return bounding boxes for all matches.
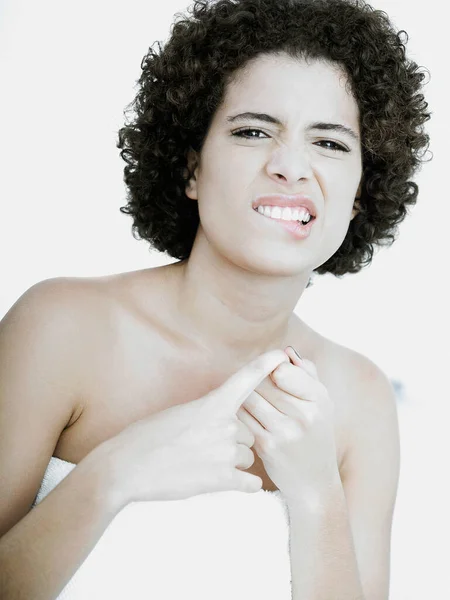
[166,235,312,363]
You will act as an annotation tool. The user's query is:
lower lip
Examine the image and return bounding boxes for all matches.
[254,210,315,239]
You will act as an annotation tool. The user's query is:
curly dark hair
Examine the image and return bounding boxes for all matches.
[116,0,431,277]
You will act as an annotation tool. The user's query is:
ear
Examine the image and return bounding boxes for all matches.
[184,148,199,201]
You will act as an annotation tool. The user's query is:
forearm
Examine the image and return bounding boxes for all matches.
[286,473,364,600]
[0,449,122,600]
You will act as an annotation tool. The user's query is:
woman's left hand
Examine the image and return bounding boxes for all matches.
[237,346,340,502]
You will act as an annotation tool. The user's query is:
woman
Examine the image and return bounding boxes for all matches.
[0,0,431,598]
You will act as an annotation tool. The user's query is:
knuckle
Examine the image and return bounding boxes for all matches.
[234,444,242,463]
[271,362,289,383]
[282,424,300,442]
[239,422,255,446]
[217,442,236,465]
[270,368,281,384]
[273,362,288,377]
[225,443,238,464]
[259,435,276,454]
[255,350,284,375]
[242,446,255,467]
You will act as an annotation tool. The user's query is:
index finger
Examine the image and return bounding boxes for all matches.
[213,349,289,414]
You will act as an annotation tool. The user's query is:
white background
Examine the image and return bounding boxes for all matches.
[0,0,447,597]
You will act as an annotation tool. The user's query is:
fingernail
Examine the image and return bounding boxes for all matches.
[289,346,303,361]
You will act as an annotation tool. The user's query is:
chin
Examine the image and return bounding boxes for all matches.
[237,252,315,278]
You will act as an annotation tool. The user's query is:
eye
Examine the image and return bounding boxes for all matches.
[231,128,350,153]
[231,127,268,139]
[315,140,349,153]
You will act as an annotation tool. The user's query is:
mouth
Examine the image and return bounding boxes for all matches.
[252,207,316,239]
[252,207,317,226]
[252,193,318,220]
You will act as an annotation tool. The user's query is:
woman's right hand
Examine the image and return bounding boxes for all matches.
[95,349,289,506]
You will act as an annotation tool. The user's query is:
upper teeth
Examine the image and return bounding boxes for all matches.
[256,205,312,222]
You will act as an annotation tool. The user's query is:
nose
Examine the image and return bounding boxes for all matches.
[265,145,313,184]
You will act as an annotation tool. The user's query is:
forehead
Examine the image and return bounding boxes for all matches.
[221,53,360,127]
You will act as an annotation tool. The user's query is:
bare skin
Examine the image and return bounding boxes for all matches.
[0,55,398,599]
[53,264,352,490]
[0,265,396,600]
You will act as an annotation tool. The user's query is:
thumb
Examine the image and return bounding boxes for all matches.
[210,349,289,415]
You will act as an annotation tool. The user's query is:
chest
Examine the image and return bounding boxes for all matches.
[54,314,351,492]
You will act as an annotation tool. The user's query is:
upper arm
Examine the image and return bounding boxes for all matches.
[340,353,401,600]
[0,278,87,538]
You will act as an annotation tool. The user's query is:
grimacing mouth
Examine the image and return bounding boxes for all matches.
[253,206,316,225]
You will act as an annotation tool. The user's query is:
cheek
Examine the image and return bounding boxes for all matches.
[323,165,360,221]
[314,183,356,263]
[197,158,252,226]
[322,212,351,248]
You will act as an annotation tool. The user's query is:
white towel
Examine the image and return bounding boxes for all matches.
[32,457,292,599]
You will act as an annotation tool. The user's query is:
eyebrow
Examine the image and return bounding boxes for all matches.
[226,112,360,143]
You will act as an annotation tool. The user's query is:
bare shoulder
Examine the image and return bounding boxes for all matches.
[3,274,109,317]
[327,335,394,388]
[299,320,396,403]
[0,275,114,537]
[1,275,102,357]
[5,273,129,409]
[0,273,113,448]
[317,331,398,422]
[1,275,112,369]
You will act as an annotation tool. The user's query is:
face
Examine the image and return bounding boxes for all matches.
[185,53,363,276]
